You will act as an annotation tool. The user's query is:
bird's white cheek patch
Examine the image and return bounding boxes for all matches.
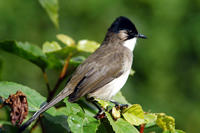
[123,38,137,51]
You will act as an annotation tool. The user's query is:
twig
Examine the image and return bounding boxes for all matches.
[47,53,72,101]
[140,124,145,133]
[42,69,51,96]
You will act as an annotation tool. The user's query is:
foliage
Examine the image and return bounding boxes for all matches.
[0,32,185,132]
[38,0,59,28]
[0,0,193,132]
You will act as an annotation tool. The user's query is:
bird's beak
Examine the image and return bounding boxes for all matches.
[136,34,147,39]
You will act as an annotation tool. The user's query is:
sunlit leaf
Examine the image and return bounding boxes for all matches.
[56,34,75,46]
[0,41,48,69]
[106,112,139,133]
[122,104,145,126]
[39,0,59,28]
[156,113,175,131]
[0,81,45,112]
[96,99,109,109]
[42,41,61,53]
[144,113,157,128]
[77,40,100,53]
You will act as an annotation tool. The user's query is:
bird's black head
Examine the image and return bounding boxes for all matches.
[108,16,146,39]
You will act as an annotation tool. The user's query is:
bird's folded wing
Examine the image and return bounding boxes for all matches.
[68,50,125,102]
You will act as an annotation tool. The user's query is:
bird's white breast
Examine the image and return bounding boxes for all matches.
[89,70,130,100]
[123,38,137,51]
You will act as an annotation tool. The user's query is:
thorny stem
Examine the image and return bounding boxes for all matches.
[140,124,145,133]
[47,53,72,102]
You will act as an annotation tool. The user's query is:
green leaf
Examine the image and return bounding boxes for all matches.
[70,56,86,66]
[96,99,109,109]
[56,34,75,46]
[144,113,157,128]
[64,99,99,133]
[44,107,69,131]
[0,81,46,111]
[106,112,139,133]
[122,104,145,126]
[0,41,48,69]
[77,40,100,53]
[42,41,61,53]
[44,45,77,69]
[156,113,175,131]
[112,91,130,104]
[39,0,59,28]
[0,120,12,126]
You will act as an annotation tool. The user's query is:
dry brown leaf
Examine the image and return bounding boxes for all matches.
[4,91,28,125]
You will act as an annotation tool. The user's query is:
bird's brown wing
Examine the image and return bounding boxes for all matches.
[68,46,127,102]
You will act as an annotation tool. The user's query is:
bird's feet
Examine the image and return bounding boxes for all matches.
[110,100,129,110]
[95,110,106,119]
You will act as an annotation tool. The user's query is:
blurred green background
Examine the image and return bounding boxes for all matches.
[0,0,200,132]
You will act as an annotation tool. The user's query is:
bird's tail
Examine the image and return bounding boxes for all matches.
[19,87,73,132]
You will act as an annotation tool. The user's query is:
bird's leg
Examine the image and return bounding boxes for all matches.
[110,100,129,110]
[86,97,105,119]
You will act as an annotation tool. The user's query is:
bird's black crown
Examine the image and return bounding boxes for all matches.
[108,16,138,35]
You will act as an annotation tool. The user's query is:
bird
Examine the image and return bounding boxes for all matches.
[19,16,146,132]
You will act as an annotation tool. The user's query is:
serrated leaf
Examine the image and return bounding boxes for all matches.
[0,81,46,112]
[42,41,61,53]
[122,104,145,126]
[77,40,100,53]
[39,0,59,28]
[56,34,75,46]
[0,41,48,69]
[156,113,175,131]
[106,112,139,133]
[64,99,99,133]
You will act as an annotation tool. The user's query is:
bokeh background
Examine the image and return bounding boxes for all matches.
[0,0,200,132]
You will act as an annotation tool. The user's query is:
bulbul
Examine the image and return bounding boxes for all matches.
[19,16,146,131]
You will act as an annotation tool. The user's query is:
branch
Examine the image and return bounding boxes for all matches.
[47,53,72,101]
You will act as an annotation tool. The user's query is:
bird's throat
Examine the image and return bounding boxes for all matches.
[123,38,137,51]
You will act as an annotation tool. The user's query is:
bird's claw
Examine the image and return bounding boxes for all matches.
[95,111,106,119]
